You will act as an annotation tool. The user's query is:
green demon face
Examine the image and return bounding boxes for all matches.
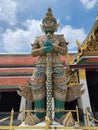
[43,19,56,34]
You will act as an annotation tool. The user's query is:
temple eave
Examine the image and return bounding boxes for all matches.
[71,64,98,69]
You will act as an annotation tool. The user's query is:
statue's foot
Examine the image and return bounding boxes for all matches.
[25,112,45,125]
[54,112,75,126]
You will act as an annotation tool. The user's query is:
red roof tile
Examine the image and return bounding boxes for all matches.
[0,54,74,89]
[0,77,29,86]
[0,54,74,66]
[0,68,34,73]
[0,55,38,66]
[86,58,98,62]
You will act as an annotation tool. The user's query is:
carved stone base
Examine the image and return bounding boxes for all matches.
[25,112,45,125]
[54,112,75,126]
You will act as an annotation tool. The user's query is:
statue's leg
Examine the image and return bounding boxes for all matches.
[25,98,45,125]
[53,65,75,126]
[54,96,75,126]
[34,98,45,119]
[54,98,65,119]
[25,66,46,125]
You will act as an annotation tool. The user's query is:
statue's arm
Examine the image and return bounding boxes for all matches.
[53,35,68,55]
[31,38,45,57]
[17,85,32,101]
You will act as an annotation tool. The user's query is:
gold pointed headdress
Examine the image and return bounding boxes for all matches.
[42,7,57,24]
[41,7,59,33]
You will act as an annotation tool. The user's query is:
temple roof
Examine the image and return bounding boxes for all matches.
[0,54,37,67]
[74,15,98,68]
[0,54,73,67]
[0,77,28,92]
[72,56,98,69]
[78,57,98,65]
[0,54,74,91]
[76,16,98,58]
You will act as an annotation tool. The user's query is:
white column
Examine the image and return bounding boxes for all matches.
[18,96,26,121]
[78,69,95,126]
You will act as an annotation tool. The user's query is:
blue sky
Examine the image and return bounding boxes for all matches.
[0,0,98,53]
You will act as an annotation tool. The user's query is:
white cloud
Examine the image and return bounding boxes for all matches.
[59,25,87,51]
[1,19,87,53]
[80,0,97,9]
[22,19,43,37]
[1,19,42,53]
[0,0,18,25]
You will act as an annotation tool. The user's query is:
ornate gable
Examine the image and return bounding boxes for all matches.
[76,16,98,57]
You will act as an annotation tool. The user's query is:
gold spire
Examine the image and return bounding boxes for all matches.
[42,7,57,24]
[40,7,59,33]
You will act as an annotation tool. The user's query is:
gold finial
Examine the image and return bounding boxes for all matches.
[47,7,52,16]
[96,4,98,21]
[43,7,56,23]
